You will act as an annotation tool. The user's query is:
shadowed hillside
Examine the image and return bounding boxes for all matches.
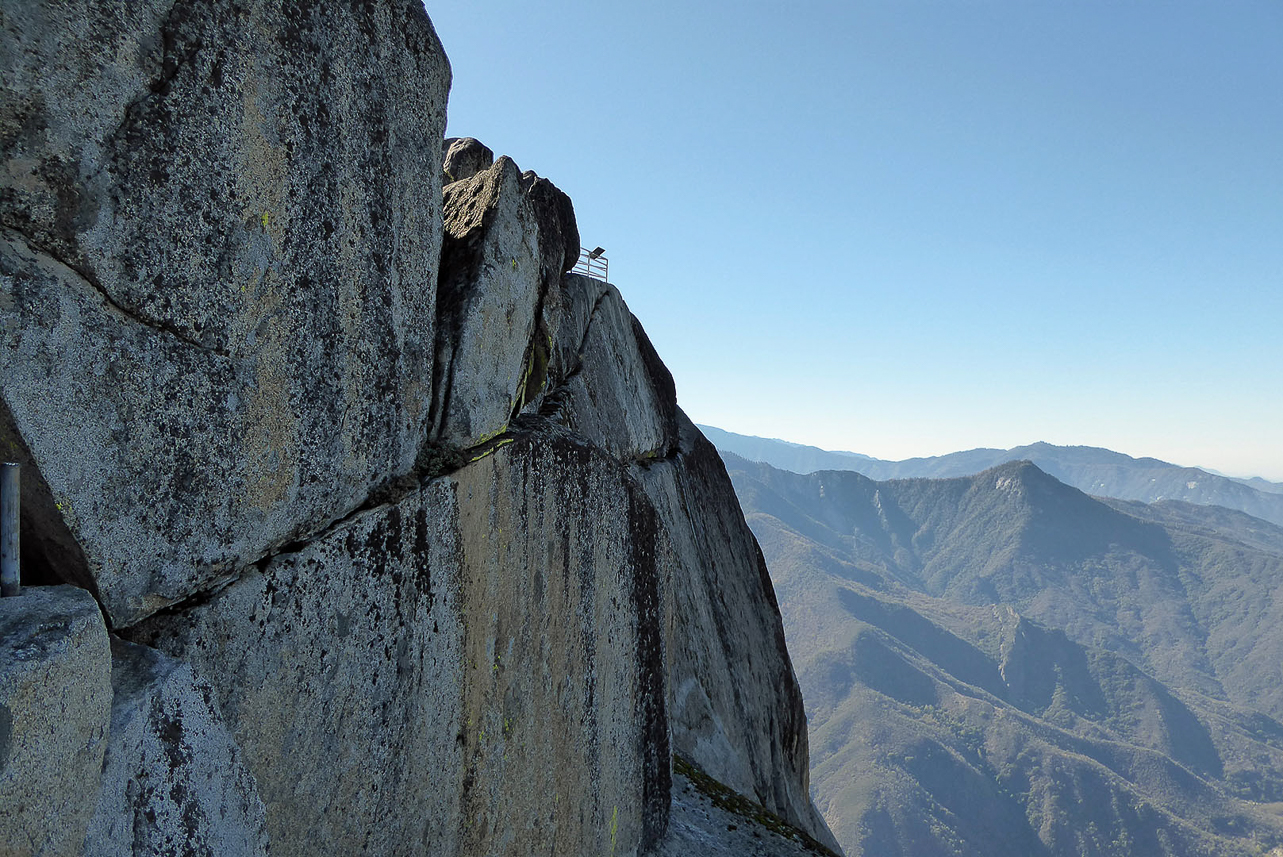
[702,426,1283,528]
[723,452,1283,856]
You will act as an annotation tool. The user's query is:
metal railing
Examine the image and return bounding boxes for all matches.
[571,246,608,282]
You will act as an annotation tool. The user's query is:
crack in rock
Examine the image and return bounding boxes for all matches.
[2,223,231,358]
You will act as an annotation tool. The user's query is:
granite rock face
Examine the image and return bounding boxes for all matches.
[1,0,450,627]
[1,3,837,855]
[443,136,495,185]
[653,764,840,857]
[84,639,268,857]
[0,586,111,857]
[635,415,842,854]
[533,274,679,462]
[519,170,581,279]
[133,429,668,857]
[432,157,544,446]
[431,155,581,447]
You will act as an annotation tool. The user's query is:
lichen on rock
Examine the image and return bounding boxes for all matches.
[1,0,451,628]
[0,3,839,855]
[0,586,111,857]
[84,639,268,856]
[130,428,670,856]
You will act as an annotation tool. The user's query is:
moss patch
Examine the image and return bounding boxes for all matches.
[672,755,839,856]
[416,441,467,479]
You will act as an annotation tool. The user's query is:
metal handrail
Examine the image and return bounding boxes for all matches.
[571,246,608,282]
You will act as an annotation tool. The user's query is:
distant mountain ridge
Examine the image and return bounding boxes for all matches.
[722,452,1283,856]
[1213,472,1283,496]
[699,425,1283,527]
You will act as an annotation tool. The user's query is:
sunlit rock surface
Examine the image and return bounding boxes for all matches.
[1,0,449,627]
[132,430,669,856]
[443,136,495,185]
[0,2,837,854]
[85,639,268,856]
[636,416,841,853]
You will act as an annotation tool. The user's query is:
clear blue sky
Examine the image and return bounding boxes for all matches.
[426,2,1283,480]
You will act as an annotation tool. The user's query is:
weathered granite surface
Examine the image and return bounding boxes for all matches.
[634,414,841,853]
[431,157,543,446]
[533,273,679,462]
[519,170,581,279]
[443,136,494,185]
[648,765,839,857]
[132,428,669,857]
[84,639,268,857]
[1,0,450,627]
[431,155,581,448]
[1,3,838,855]
[0,586,111,857]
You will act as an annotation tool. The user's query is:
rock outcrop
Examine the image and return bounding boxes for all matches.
[85,640,268,856]
[431,153,582,447]
[0,3,837,856]
[443,136,495,185]
[1,0,450,628]
[131,429,669,856]
[432,156,544,446]
[536,273,679,461]
[0,586,111,856]
[636,416,838,850]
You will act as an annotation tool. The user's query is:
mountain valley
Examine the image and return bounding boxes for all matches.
[719,450,1283,856]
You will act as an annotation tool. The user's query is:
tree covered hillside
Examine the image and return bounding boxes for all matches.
[722,452,1283,857]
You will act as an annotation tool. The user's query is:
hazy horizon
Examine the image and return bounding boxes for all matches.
[699,421,1283,482]
[428,1,1283,483]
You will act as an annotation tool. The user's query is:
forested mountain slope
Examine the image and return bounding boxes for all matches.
[723,452,1283,856]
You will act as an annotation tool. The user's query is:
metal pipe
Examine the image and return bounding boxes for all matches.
[1,463,18,597]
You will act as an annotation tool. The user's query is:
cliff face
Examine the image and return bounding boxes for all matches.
[1,0,447,626]
[0,3,837,855]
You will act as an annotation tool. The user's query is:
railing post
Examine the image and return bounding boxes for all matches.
[1,462,19,597]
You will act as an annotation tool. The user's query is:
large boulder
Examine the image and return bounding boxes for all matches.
[131,426,669,857]
[0,0,450,627]
[84,639,268,856]
[519,171,581,278]
[0,586,112,856]
[442,137,494,185]
[430,154,581,448]
[532,273,678,462]
[431,157,544,446]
